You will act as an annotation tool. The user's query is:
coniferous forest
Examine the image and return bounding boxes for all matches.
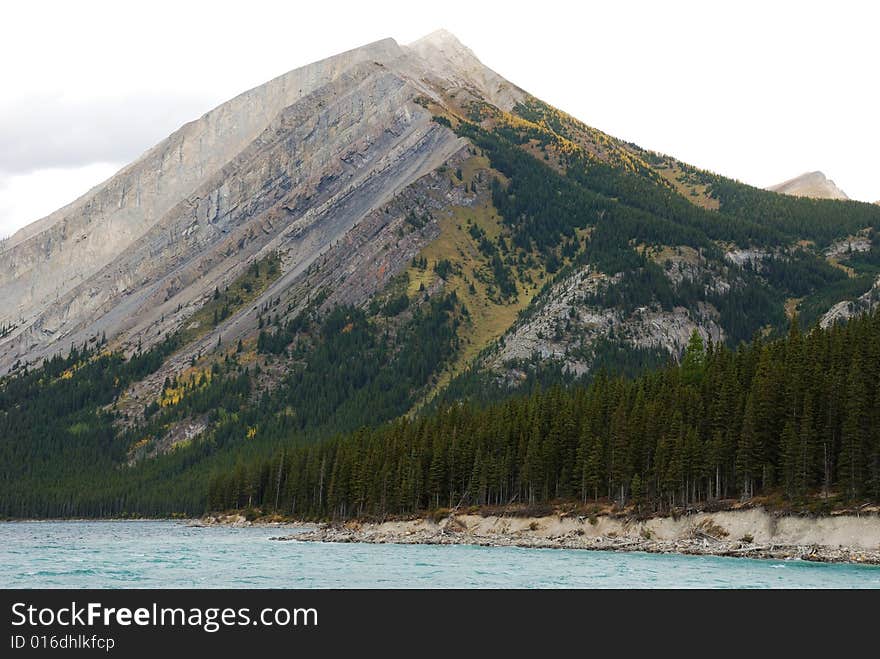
[0,294,465,518]
[206,310,880,519]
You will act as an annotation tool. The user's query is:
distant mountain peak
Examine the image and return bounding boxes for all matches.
[767,171,849,200]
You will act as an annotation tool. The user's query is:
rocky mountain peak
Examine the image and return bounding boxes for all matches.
[410,28,464,49]
[405,29,523,110]
[0,30,473,373]
[767,171,849,200]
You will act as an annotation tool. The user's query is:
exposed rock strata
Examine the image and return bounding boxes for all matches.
[0,31,522,375]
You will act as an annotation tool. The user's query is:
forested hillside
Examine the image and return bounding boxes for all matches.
[0,291,465,517]
[428,101,880,387]
[208,309,880,518]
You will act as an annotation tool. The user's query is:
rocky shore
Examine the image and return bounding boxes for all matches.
[267,509,880,565]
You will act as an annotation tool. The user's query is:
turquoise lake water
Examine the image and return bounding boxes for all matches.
[1,520,878,588]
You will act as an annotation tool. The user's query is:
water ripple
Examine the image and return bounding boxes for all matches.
[0,521,878,588]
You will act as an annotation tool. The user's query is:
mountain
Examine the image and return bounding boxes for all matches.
[767,171,849,200]
[2,30,880,517]
[0,33,485,374]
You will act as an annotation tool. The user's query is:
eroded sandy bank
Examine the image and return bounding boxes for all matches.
[266,508,880,565]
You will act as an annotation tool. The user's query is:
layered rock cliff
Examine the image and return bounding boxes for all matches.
[0,31,521,373]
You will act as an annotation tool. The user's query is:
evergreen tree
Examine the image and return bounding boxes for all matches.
[839,356,868,499]
[681,329,706,386]
[736,394,759,499]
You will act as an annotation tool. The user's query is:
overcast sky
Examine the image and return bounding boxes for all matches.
[1,0,877,238]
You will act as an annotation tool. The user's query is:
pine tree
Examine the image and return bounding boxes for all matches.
[839,356,868,499]
[681,329,705,386]
[609,398,630,505]
[736,394,759,499]
[797,392,819,495]
[630,473,643,511]
[781,417,799,498]
[581,432,604,502]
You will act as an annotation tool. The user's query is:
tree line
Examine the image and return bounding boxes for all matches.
[208,309,880,518]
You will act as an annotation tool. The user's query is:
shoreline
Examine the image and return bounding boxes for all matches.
[263,508,880,565]
[0,517,189,522]
[6,511,879,565]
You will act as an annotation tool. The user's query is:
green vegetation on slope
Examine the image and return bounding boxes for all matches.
[209,310,880,518]
[0,290,464,518]
[453,119,790,344]
[512,96,880,249]
[708,177,880,248]
[449,108,880,347]
[176,252,282,347]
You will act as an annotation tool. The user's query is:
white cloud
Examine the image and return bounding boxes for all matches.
[0,163,121,238]
[0,93,214,175]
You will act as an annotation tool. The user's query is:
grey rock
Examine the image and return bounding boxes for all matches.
[820,275,880,328]
[0,31,523,374]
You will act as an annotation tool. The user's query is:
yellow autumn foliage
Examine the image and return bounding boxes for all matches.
[129,437,150,452]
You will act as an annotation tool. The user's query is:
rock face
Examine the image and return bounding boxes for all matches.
[0,31,523,373]
[0,38,404,318]
[767,171,849,200]
[407,29,524,111]
[489,266,723,376]
[824,232,872,259]
[820,275,880,328]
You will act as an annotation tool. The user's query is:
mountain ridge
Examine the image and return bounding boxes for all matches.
[0,33,506,374]
[0,38,407,327]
